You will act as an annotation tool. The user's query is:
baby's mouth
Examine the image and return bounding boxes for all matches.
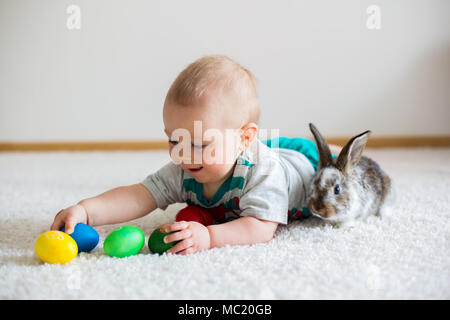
[187,167,203,173]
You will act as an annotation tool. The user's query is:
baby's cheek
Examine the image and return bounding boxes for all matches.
[202,162,233,177]
[202,148,223,166]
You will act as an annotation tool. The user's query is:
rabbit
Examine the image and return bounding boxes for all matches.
[307,123,393,227]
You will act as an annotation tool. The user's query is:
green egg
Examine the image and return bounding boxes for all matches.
[103,225,145,258]
[148,229,179,254]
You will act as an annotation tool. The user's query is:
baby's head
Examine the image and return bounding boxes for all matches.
[163,55,259,183]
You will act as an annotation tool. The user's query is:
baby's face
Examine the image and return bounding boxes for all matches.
[163,98,244,184]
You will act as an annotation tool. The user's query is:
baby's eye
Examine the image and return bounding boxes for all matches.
[168,140,178,145]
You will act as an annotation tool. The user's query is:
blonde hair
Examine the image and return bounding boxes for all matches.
[165,55,260,124]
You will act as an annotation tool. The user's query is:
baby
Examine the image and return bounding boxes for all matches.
[51,55,336,255]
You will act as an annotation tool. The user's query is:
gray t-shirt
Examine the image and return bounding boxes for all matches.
[140,137,317,225]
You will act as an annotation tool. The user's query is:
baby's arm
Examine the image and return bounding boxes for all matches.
[51,184,157,234]
[160,216,278,255]
[207,217,278,248]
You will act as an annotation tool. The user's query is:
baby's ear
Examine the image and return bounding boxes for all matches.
[240,122,258,149]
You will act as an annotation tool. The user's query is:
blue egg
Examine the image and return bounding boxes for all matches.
[61,223,99,253]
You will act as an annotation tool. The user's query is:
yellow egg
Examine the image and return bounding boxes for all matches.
[35,231,78,264]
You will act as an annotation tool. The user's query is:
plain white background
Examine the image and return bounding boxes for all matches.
[0,0,449,142]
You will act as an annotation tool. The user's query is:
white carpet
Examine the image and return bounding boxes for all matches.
[0,148,449,299]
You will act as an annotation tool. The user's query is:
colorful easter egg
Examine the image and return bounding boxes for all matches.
[35,231,78,264]
[148,228,179,254]
[103,225,145,258]
[175,205,214,226]
[61,223,99,253]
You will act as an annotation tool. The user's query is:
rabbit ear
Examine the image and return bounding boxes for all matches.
[309,123,332,169]
[335,130,371,174]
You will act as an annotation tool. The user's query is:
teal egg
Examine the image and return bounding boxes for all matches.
[103,226,145,258]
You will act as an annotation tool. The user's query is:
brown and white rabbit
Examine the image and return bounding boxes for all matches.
[308,123,393,227]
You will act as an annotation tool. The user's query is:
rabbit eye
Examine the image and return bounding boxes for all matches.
[334,184,341,195]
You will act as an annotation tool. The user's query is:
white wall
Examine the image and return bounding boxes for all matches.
[1,0,449,142]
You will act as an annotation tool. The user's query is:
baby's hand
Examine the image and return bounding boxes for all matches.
[50,204,88,234]
[159,221,210,255]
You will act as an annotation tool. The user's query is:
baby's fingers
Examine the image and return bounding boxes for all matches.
[167,238,193,254]
[164,229,192,244]
[160,221,188,233]
[50,210,64,231]
[64,216,78,235]
[179,247,195,255]
[50,219,63,231]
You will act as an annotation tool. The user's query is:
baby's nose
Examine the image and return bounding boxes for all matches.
[173,155,204,168]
